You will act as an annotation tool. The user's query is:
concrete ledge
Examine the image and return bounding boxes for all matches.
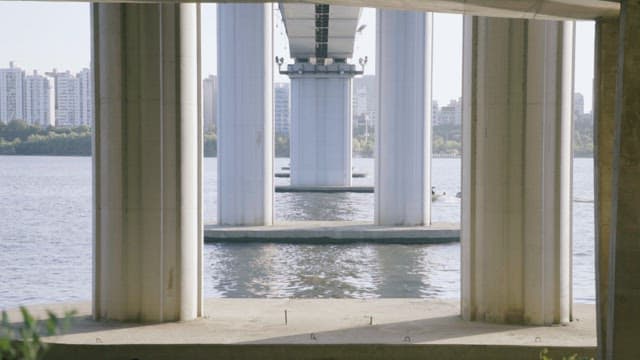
[19,299,596,360]
[204,221,460,244]
[275,185,374,193]
[275,172,367,178]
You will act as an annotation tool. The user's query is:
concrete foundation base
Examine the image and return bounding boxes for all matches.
[204,221,459,243]
[275,185,374,193]
[16,299,596,360]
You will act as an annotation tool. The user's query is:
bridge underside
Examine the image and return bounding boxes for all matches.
[73,0,620,20]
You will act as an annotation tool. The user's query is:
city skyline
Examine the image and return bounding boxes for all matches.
[0,3,596,110]
[0,62,92,126]
[1,61,593,130]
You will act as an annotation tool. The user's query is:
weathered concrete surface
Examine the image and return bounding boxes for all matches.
[606,1,640,358]
[217,3,273,226]
[376,10,432,226]
[593,15,618,360]
[461,17,573,325]
[8,299,595,360]
[91,3,201,322]
[289,72,354,187]
[204,221,459,244]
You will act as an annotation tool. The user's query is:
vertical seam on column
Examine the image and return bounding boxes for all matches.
[554,20,562,325]
[470,16,478,320]
[374,10,381,224]
[568,20,576,323]
[120,3,129,320]
[174,3,183,320]
[135,6,145,320]
[196,1,203,319]
[270,3,275,223]
[158,3,166,322]
[506,19,515,320]
[91,3,102,320]
[520,20,529,322]
[216,6,223,224]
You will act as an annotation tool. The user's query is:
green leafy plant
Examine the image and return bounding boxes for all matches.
[0,307,76,360]
[539,348,594,360]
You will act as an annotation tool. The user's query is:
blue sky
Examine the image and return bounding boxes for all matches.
[0,2,594,110]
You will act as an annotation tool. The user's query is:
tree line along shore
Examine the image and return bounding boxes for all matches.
[0,119,593,158]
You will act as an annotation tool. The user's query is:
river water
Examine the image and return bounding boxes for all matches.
[0,156,594,309]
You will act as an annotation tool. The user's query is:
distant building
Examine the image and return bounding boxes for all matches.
[202,75,217,133]
[435,98,461,125]
[432,100,439,125]
[77,68,92,126]
[46,68,94,127]
[0,62,25,123]
[274,82,290,135]
[24,70,53,127]
[46,70,79,127]
[354,85,367,116]
[352,75,376,128]
[0,63,93,127]
[573,92,585,121]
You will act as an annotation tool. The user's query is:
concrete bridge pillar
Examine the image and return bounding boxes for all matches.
[92,3,201,322]
[289,64,354,187]
[375,10,433,226]
[600,1,640,358]
[461,16,574,325]
[217,4,273,225]
[594,15,618,360]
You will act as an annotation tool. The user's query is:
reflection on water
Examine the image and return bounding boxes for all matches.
[205,243,460,299]
[0,156,596,308]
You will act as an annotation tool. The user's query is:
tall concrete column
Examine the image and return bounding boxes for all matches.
[217,4,273,226]
[92,3,201,322]
[593,16,618,360]
[605,1,640,358]
[375,10,432,226]
[461,17,574,325]
[289,63,354,187]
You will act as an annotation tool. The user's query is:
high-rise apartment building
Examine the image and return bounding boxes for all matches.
[203,75,217,133]
[0,63,93,128]
[47,70,79,127]
[274,82,290,135]
[77,68,92,126]
[24,70,53,127]
[0,62,25,123]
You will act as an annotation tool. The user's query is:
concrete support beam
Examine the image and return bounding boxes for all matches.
[92,3,201,322]
[289,65,354,187]
[604,1,640,358]
[461,16,574,325]
[217,4,273,226]
[593,15,618,360]
[285,0,619,20]
[375,10,432,226]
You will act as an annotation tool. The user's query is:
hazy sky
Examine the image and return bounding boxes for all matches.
[0,2,595,110]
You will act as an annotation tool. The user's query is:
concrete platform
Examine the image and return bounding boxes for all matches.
[275,185,374,193]
[275,172,367,178]
[204,221,460,244]
[9,299,596,360]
